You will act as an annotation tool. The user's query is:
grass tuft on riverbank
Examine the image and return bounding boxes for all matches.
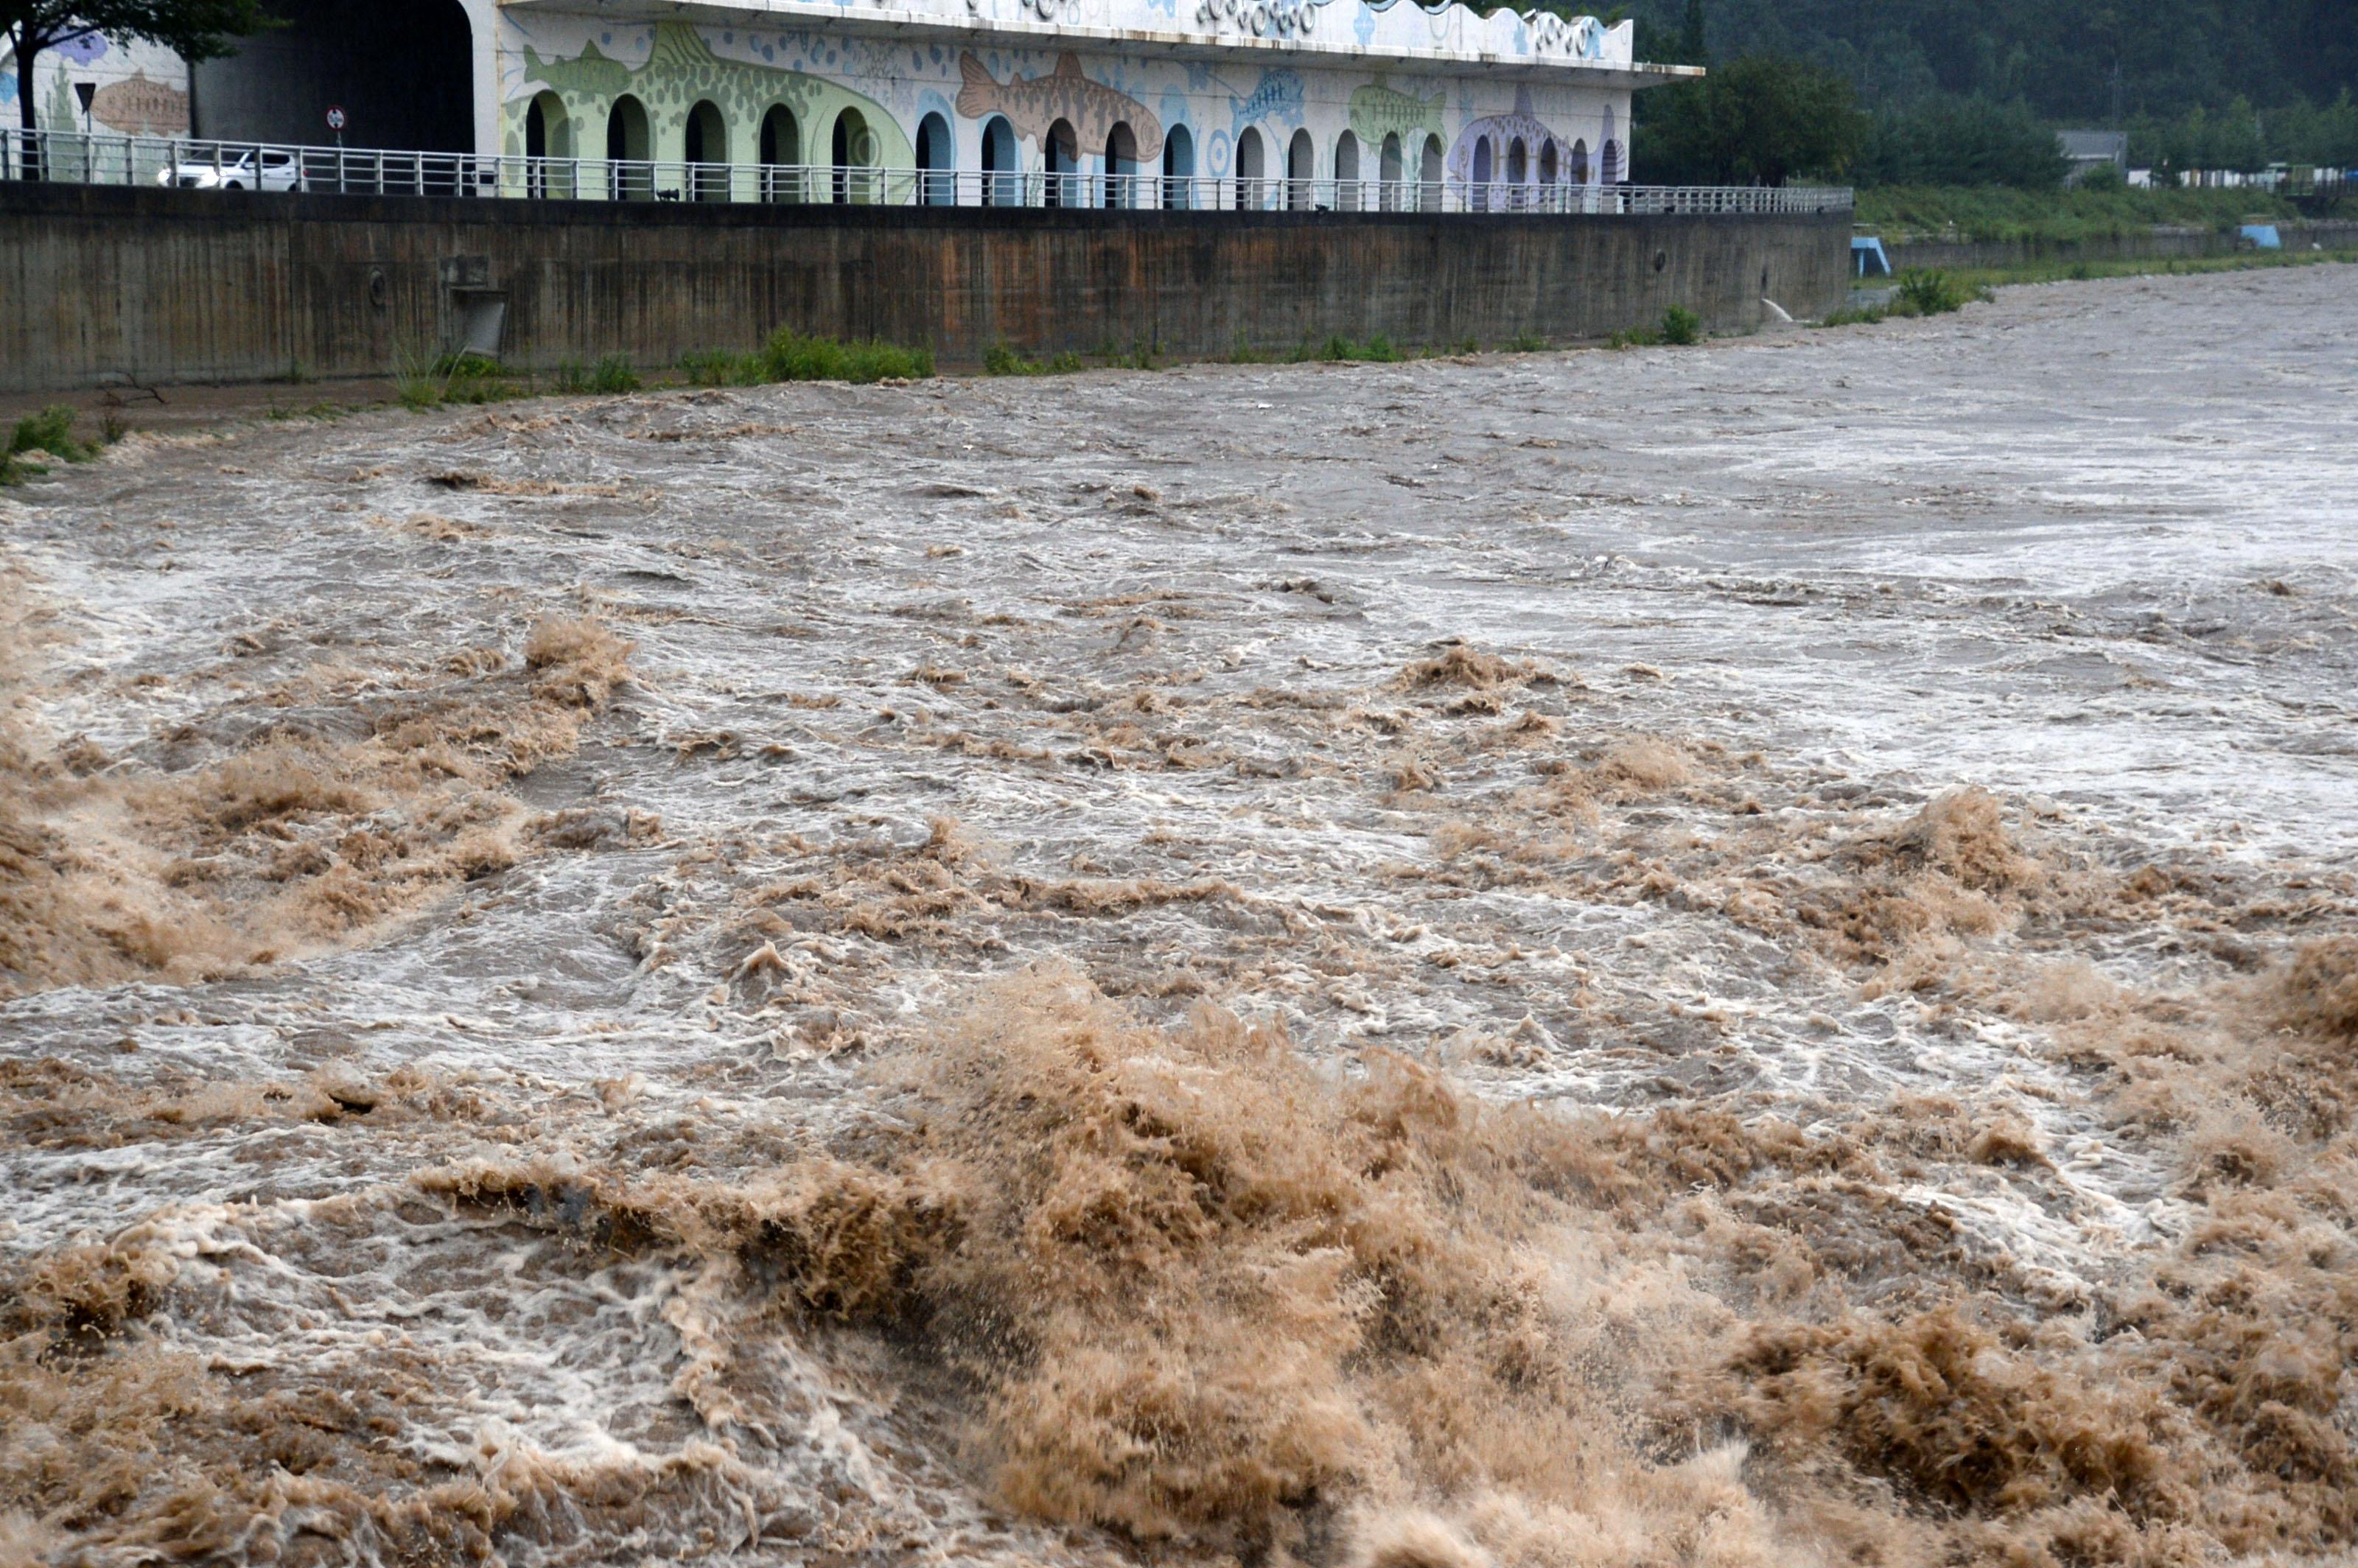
[1856,184,2304,245]
[1946,245,2358,291]
[1821,248,2357,329]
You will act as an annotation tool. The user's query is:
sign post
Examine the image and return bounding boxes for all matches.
[326,105,346,192]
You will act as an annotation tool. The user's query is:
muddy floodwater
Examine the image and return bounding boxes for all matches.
[4,265,2356,1568]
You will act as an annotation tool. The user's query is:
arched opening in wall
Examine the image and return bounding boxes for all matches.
[832,108,875,203]
[1043,117,1078,207]
[760,104,802,201]
[1287,127,1314,209]
[1601,139,1623,184]
[685,99,728,201]
[1505,135,1527,209]
[1539,138,1558,186]
[1334,130,1360,211]
[1234,126,1264,209]
[524,91,567,196]
[1104,121,1137,208]
[1161,124,1194,209]
[917,111,954,205]
[1418,133,1443,211]
[188,0,470,158]
[607,94,652,200]
[981,115,1018,205]
[1379,132,1402,210]
[1570,137,1589,185]
[1471,134,1493,211]
[525,92,567,158]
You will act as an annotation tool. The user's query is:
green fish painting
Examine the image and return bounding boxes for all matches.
[509,21,909,167]
[1348,75,1444,149]
[519,38,633,101]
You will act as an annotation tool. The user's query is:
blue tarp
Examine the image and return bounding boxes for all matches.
[2241,225,2283,250]
[1851,236,1892,277]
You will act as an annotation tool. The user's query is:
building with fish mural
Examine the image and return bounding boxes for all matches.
[3,32,191,141]
[27,0,1687,207]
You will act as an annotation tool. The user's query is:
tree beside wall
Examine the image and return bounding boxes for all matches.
[4,0,276,135]
[1639,55,1867,186]
[1855,97,2068,188]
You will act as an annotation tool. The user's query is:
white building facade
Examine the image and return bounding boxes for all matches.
[11,0,1687,207]
[489,0,1674,205]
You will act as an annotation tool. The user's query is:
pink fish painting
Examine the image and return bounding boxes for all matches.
[1447,85,1572,185]
[956,52,1163,161]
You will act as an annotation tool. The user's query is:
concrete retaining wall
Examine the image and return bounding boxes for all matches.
[1886,220,2358,273]
[0,184,1850,392]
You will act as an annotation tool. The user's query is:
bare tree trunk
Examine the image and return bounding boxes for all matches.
[12,27,37,130]
[11,30,42,181]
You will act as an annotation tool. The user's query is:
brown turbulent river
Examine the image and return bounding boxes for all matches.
[3,263,2357,1568]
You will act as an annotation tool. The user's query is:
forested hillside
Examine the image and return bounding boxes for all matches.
[1623,0,2354,123]
[1613,0,2358,180]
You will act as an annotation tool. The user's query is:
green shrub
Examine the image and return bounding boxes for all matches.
[1280,334,1413,364]
[679,349,763,386]
[10,405,89,461]
[435,353,519,405]
[1895,269,1971,315]
[984,343,1084,376]
[590,354,642,394]
[760,329,933,384]
[1503,330,1550,354]
[1659,306,1701,346]
[1,405,96,484]
[430,351,505,379]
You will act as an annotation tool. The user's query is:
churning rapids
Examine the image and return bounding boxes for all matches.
[4,265,2357,1568]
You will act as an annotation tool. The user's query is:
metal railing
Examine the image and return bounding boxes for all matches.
[1,127,1855,216]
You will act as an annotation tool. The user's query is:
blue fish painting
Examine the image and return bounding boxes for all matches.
[1228,69,1305,137]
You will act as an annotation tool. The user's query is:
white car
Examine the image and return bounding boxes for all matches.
[158,149,304,192]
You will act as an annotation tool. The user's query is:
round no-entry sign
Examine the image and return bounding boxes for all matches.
[325,105,347,132]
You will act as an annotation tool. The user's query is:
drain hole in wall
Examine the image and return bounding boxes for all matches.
[1654,250,1668,272]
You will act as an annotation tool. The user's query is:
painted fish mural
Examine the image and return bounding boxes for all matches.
[1348,74,1441,148]
[1446,85,1572,183]
[520,38,635,100]
[1228,68,1304,138]
[956,52,1163,160]
[91,72,189,135]
[513,22,911,167]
